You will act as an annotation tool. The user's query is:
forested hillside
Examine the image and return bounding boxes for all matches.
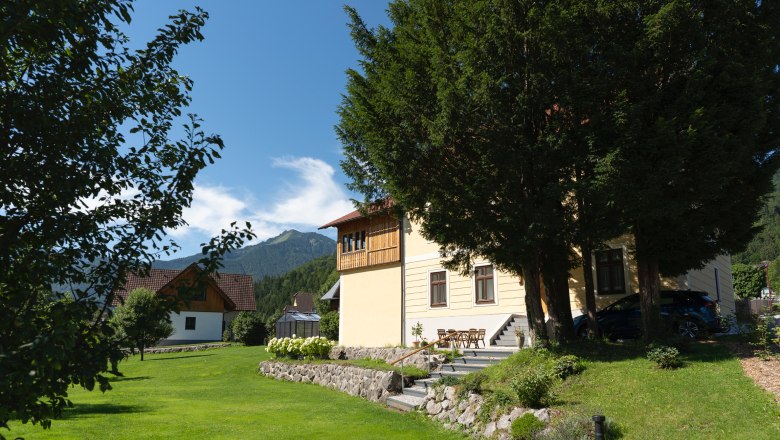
[733,172,780,265]
[153,230,336,280]
[254,254,338,328]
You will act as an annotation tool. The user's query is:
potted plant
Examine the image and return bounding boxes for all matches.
[514,326,525,348]
[411,322,424,348]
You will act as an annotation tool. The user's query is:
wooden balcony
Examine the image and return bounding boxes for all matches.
[337,215,401,271]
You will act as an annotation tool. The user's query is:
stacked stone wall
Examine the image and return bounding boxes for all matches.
[259,361,401,403]
[420,385,552,439]
[329,346,434,370]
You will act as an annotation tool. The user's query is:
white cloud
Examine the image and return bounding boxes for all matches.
[168,157,353,253]
[253,157,354,226]
[169,184,249,238]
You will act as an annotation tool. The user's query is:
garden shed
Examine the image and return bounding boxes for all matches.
[275,311,321,338]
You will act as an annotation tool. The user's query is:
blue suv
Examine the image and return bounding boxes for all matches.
[572,290,724,339]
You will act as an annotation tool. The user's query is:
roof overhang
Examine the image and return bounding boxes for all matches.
[321,279,340,301]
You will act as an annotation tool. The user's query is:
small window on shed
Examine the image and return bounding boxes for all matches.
[185,316,196,330]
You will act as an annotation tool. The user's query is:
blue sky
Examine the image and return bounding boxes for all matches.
[123,1,392,257]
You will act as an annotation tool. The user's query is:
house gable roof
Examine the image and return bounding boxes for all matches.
[283,292,315,313]
[319,199,396,229]
[112,264,256,311]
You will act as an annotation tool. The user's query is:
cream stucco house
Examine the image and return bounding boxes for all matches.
[320,208,734,348]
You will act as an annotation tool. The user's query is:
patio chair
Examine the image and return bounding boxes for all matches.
[437,329,448,347]
[458,330,470,348]
[476,329,486,348]
[447,328,460,347]
[467,328,479,349]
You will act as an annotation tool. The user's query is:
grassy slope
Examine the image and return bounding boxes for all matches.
[554,341,780,440]
[8,346,464,440]
[551,341,779,440]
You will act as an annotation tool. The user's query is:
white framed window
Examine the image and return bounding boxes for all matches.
[429,269,448,308]
[472,264,498,306]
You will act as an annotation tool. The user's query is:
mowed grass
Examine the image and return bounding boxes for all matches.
[554,341,780,440]
[8,346,465,440]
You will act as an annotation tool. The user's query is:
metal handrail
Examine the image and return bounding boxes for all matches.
[389,331,461,366]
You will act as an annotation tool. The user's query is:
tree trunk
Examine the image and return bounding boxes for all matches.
[581,242,600,338]
[553,271,575,341]
[139,343,145,361]
[542,275,560,342]
[636,236,662,342]
[543,269,575,343]
[522,265,548,345]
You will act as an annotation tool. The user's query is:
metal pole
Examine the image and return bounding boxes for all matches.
[593,415,606,440]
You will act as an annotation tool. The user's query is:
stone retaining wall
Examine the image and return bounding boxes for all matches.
[329,346,441,370]
[143,342,231,355]
[259,361,402,403]
[420,385,551,439]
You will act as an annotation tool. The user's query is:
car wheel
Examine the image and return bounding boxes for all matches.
[576,325,589,339]
[676,318,701,339]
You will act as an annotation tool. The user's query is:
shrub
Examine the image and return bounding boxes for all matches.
[646,344,683,369]
[750,313,776,359]
[320,311,339,340]
[266,336,334,359]
[511,413,545,440]
[551,355,584,380]
[537,410,620,440]
[436,375,460,387]
[231,312,267,346]
[458,371,486,398]
[511,368,553,408]
[477,389,514,424]
[299,336,334,360]
[222,328,232,342]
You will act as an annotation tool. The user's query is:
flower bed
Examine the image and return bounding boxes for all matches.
[266,336,334,359]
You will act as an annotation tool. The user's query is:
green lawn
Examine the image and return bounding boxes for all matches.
[554,341,780,439]
[7,346,465,440]
[474,340,780,440]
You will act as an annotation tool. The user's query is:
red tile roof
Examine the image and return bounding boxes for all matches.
[112,267,256,311]
[319,199,395,229]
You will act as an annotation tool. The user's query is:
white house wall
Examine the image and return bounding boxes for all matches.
[403,218,527,344]
[168,311,223,343]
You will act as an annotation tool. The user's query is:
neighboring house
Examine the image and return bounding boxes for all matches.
[276,292,320,338]
[284,292,316,313]
[112,263,256,345]
[320,207,735,347]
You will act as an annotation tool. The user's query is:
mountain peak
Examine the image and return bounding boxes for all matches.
[153,230,336,280]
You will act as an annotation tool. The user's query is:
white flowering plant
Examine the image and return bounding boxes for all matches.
[266,335,334,360]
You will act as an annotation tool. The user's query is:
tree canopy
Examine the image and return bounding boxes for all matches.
[339,0,780,341]
[111,288,174,361]
[0,1,252,432]
[732,263,765,299]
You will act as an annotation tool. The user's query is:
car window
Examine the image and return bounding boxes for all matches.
[660,295,675,306]
[609,295,639,311]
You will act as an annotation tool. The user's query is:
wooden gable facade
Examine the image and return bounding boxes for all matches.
[335,213,401,271]
[157,265,236,313]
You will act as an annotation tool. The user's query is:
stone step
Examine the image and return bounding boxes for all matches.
[439,363,492,372]
[493,339,519,347]
[386,394,424,412]
[402,385,428,398]
[450,356,506,364]
[414,378,437,389]
[460,348,517,358]
[429,370,468,379]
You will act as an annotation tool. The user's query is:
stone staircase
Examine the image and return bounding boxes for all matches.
[386,348,517,412]
[491,315,528,347]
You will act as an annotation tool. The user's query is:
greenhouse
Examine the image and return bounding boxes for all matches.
[275,311,321,338]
